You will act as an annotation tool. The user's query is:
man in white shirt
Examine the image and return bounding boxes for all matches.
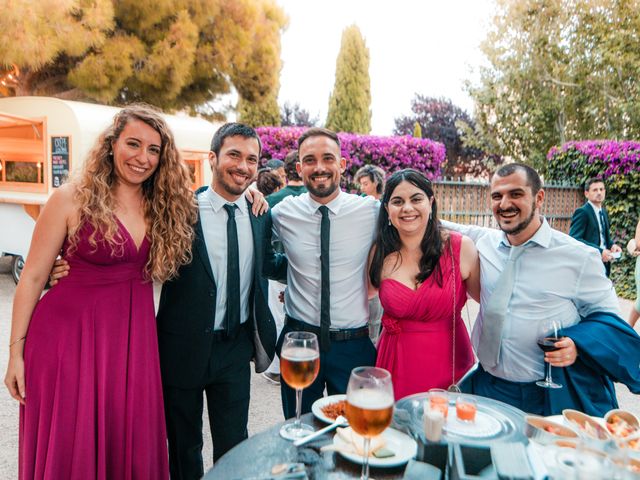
[445,163,621,414]
[569,178,622,277]
[270,128,379,418]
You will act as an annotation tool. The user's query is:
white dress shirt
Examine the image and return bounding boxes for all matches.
[587,201,607,249]
[271,191,379,329]
[442,218,620,382]
[198,187,255,331]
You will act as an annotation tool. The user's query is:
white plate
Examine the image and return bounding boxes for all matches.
[333,427,418,468]
[311,394,347,424]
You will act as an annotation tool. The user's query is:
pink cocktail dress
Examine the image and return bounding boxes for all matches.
[375,232,474,400]
[20,221,169,479]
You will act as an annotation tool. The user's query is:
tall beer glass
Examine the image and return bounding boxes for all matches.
[346,367,394,480]
[279,331,320,440]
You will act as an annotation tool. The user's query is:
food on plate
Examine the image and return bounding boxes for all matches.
[524,415,578,445]
[563,409,610,440]
[321,400,347,420]
[544,424,565,435]
[321,427,394,457]
[604,410,640,439]
[626,438,640,451]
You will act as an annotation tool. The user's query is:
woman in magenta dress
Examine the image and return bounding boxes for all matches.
[4,106,197,479]
[369,169,481,400]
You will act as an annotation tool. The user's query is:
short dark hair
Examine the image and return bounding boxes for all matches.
[584,177,605,191]
[494,163,542,194]
[256,169,283,196]
[283,150,302,181]
[265,158,284,170]
[210,122,262,158]
[297,127,340,153]
[354,165,386,195]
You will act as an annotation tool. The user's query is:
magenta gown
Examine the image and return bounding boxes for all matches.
[20,221,169,479]
[375,232,474,400]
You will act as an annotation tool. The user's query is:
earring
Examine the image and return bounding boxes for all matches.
[388,218,391,226]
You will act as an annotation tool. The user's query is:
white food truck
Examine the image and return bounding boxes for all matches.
[0,96,218,282]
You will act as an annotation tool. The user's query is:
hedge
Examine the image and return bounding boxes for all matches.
[546,140,640,299]
[256,127,446,190]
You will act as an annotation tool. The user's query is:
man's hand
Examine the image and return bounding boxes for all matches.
[544,337,578,368]
[610,244,622,254]
[601,249,613,262]
[245,187,268,216]
[49,257,70,286]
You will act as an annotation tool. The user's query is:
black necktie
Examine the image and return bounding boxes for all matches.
[319,206,331,351]
[223,203,240,337]
[599,209,607,246]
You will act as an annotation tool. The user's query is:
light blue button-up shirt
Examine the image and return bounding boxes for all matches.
[443,217,620,382]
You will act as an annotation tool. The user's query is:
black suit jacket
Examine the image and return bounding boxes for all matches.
[569,203,613,252]
[156,197,287,389]
[569,202,614,275]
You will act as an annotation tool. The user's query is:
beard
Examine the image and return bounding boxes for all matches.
[304,174,340,198]
[497,200,536,235]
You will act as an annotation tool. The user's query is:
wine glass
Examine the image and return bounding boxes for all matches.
[536,318,563,389]
[346,367,394,480]
[279,331,320,440]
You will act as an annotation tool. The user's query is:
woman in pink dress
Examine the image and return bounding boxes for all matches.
[4,106,197,479]
[369,169,481,400]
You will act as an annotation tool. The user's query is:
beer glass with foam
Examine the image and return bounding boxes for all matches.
[279,331,320,440]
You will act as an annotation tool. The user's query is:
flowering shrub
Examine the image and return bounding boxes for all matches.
[546,140,640,299]
[256,127,446,190]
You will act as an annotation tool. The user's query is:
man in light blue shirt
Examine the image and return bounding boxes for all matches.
[445,163,621,414]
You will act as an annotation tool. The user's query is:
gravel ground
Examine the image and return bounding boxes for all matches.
[0,255,638,478]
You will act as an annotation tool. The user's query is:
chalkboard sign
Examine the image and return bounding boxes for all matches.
[51,136,70,188]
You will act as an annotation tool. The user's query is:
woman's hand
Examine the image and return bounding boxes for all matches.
[5,353,26,405]
[245,187,269,216]
[49,257,70,286]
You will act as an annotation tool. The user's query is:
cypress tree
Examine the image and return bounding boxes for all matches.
[413,121,423,138]
[325,25,371,134]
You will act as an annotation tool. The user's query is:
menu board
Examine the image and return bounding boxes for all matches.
[51,136,70,188]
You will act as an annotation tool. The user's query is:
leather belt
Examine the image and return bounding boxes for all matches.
[285,316,369,342]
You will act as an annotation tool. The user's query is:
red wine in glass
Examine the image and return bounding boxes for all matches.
[536,319,563,389]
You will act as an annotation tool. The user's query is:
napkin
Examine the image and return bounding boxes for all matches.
[321,427,387,456]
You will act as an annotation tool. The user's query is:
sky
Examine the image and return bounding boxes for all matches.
[276,0,496,135]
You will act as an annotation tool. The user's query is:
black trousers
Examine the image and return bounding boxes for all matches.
[163,326,253,480]
[277,322,377,419]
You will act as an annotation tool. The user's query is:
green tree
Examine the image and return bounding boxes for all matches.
[468,0,640,171]
[413,121,422,138]
[325,25,371,134]
[237,93,280,127]
[0,0,287,112]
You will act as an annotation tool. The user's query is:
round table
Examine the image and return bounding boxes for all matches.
[204,413,408,479]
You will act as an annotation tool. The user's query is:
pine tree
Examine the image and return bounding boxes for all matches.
[325,25,371,134]
[413,121,422,138]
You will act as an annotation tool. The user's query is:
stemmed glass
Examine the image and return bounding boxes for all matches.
[279,331,320,440]
[536,318,564,389]
[346,367,394,480]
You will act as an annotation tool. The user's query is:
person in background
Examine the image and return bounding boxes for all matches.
[569,178,622,277]
[262,150,308,385]
[265,158,286,187]
[5,105,198,479]
[354,164,387,341]
[629,218,640,328]
[369,169,480,400]
[269,128,378,418]
[256,168,283,197]
[354,164,385,200]
[444,163,640,416]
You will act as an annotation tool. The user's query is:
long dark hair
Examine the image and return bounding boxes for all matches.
[369,169,446,289]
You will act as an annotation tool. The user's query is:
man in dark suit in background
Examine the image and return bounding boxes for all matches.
[569,177,621,276]
[156,123,287,479]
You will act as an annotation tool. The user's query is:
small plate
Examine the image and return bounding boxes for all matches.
[312,394,347,424]
[332,427,418,467]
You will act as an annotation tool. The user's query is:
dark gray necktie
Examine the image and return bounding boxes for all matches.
[477,244,528,368]
[319,206,331,351]
[599,209,607,246]
[223,203,240,337]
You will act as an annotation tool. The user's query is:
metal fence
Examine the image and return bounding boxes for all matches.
[432,180,584,234]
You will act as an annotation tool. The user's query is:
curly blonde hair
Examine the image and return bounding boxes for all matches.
[69,104,197,282]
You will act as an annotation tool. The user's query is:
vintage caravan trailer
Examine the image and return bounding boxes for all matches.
[0,96,219,282]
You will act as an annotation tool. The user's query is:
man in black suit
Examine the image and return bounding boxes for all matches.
[156,123,287,479]
[569,177,621,276]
